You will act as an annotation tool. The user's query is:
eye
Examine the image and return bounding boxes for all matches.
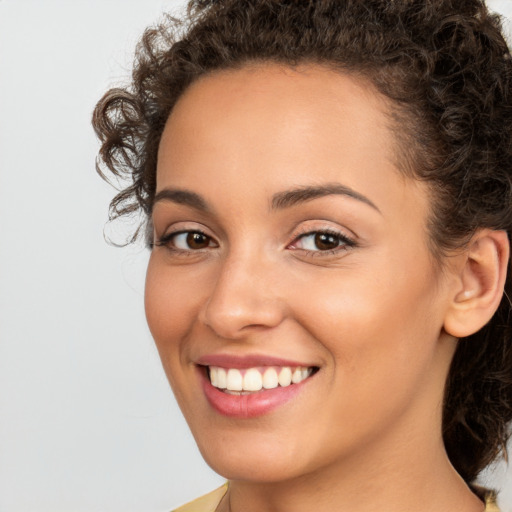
[154,230,217,251]
[289,230,355,253]
[174,231,212,250]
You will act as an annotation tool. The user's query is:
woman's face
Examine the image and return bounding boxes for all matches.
[145,63,457,482]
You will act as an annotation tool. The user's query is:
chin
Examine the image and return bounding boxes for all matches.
[204,452,305,483]
[192,426,313,483]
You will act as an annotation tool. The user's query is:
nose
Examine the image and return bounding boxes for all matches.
[199,251,287,340]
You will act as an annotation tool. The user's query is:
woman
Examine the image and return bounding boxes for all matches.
[93,1,512,510]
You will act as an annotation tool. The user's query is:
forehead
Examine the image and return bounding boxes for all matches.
[156,62,426,222]
[162,63,392,149]
[159,63,398,176]
[172,62,386,118]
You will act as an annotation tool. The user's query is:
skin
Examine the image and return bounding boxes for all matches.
[145,63,487,512]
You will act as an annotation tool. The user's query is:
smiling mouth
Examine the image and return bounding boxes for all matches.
[205,365,319,394]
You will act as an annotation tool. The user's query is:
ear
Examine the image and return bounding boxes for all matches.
[443,229,509,338]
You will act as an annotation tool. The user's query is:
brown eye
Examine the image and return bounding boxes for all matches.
[289,230,355,254]
[159,231,216,251]
[314,233,339,251]
[186,232,211,249]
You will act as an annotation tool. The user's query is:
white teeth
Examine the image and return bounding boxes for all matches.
[210,367,218,387]
[209,365,314,392]
[262,368,279,389]
[226,368,243,391]
[278,367,292,387]
[209,367,227,389]
[243,368,263,392]
[291,367,303,384]
[217,367,227,389]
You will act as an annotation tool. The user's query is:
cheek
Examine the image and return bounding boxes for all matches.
[144,256,212,417]
[144,256,202,364]
[288,256,443,396]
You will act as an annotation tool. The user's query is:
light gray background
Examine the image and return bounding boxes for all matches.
[0,1,510,510]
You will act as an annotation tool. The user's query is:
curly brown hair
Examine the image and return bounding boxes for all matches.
[93,0,512,484]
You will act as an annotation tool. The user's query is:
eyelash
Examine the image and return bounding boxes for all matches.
[290,229,357,256]
[152,230,216,254]
[152,228,357,256]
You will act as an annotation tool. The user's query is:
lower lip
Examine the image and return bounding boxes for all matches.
[200,369,310,418]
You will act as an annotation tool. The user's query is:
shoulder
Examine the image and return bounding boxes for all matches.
[472,485,501,512]
[484,491,501,512]
[172,484,228,512]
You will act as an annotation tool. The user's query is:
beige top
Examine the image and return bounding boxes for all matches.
[172,484,501,512]
[173,484,228,512]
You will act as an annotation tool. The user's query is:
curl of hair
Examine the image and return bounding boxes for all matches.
[92,0,512,483]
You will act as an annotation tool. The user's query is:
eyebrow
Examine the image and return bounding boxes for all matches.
[271,183,381,213]
[152,182,380,214]
[153,188,210,212]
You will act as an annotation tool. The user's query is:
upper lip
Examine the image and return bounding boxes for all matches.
[196,353,318,369]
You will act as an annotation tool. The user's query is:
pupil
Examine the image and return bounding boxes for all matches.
[187,232,208,249]
[314,233,338,250]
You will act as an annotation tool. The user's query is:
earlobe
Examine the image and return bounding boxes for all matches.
[444,230,509,338]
